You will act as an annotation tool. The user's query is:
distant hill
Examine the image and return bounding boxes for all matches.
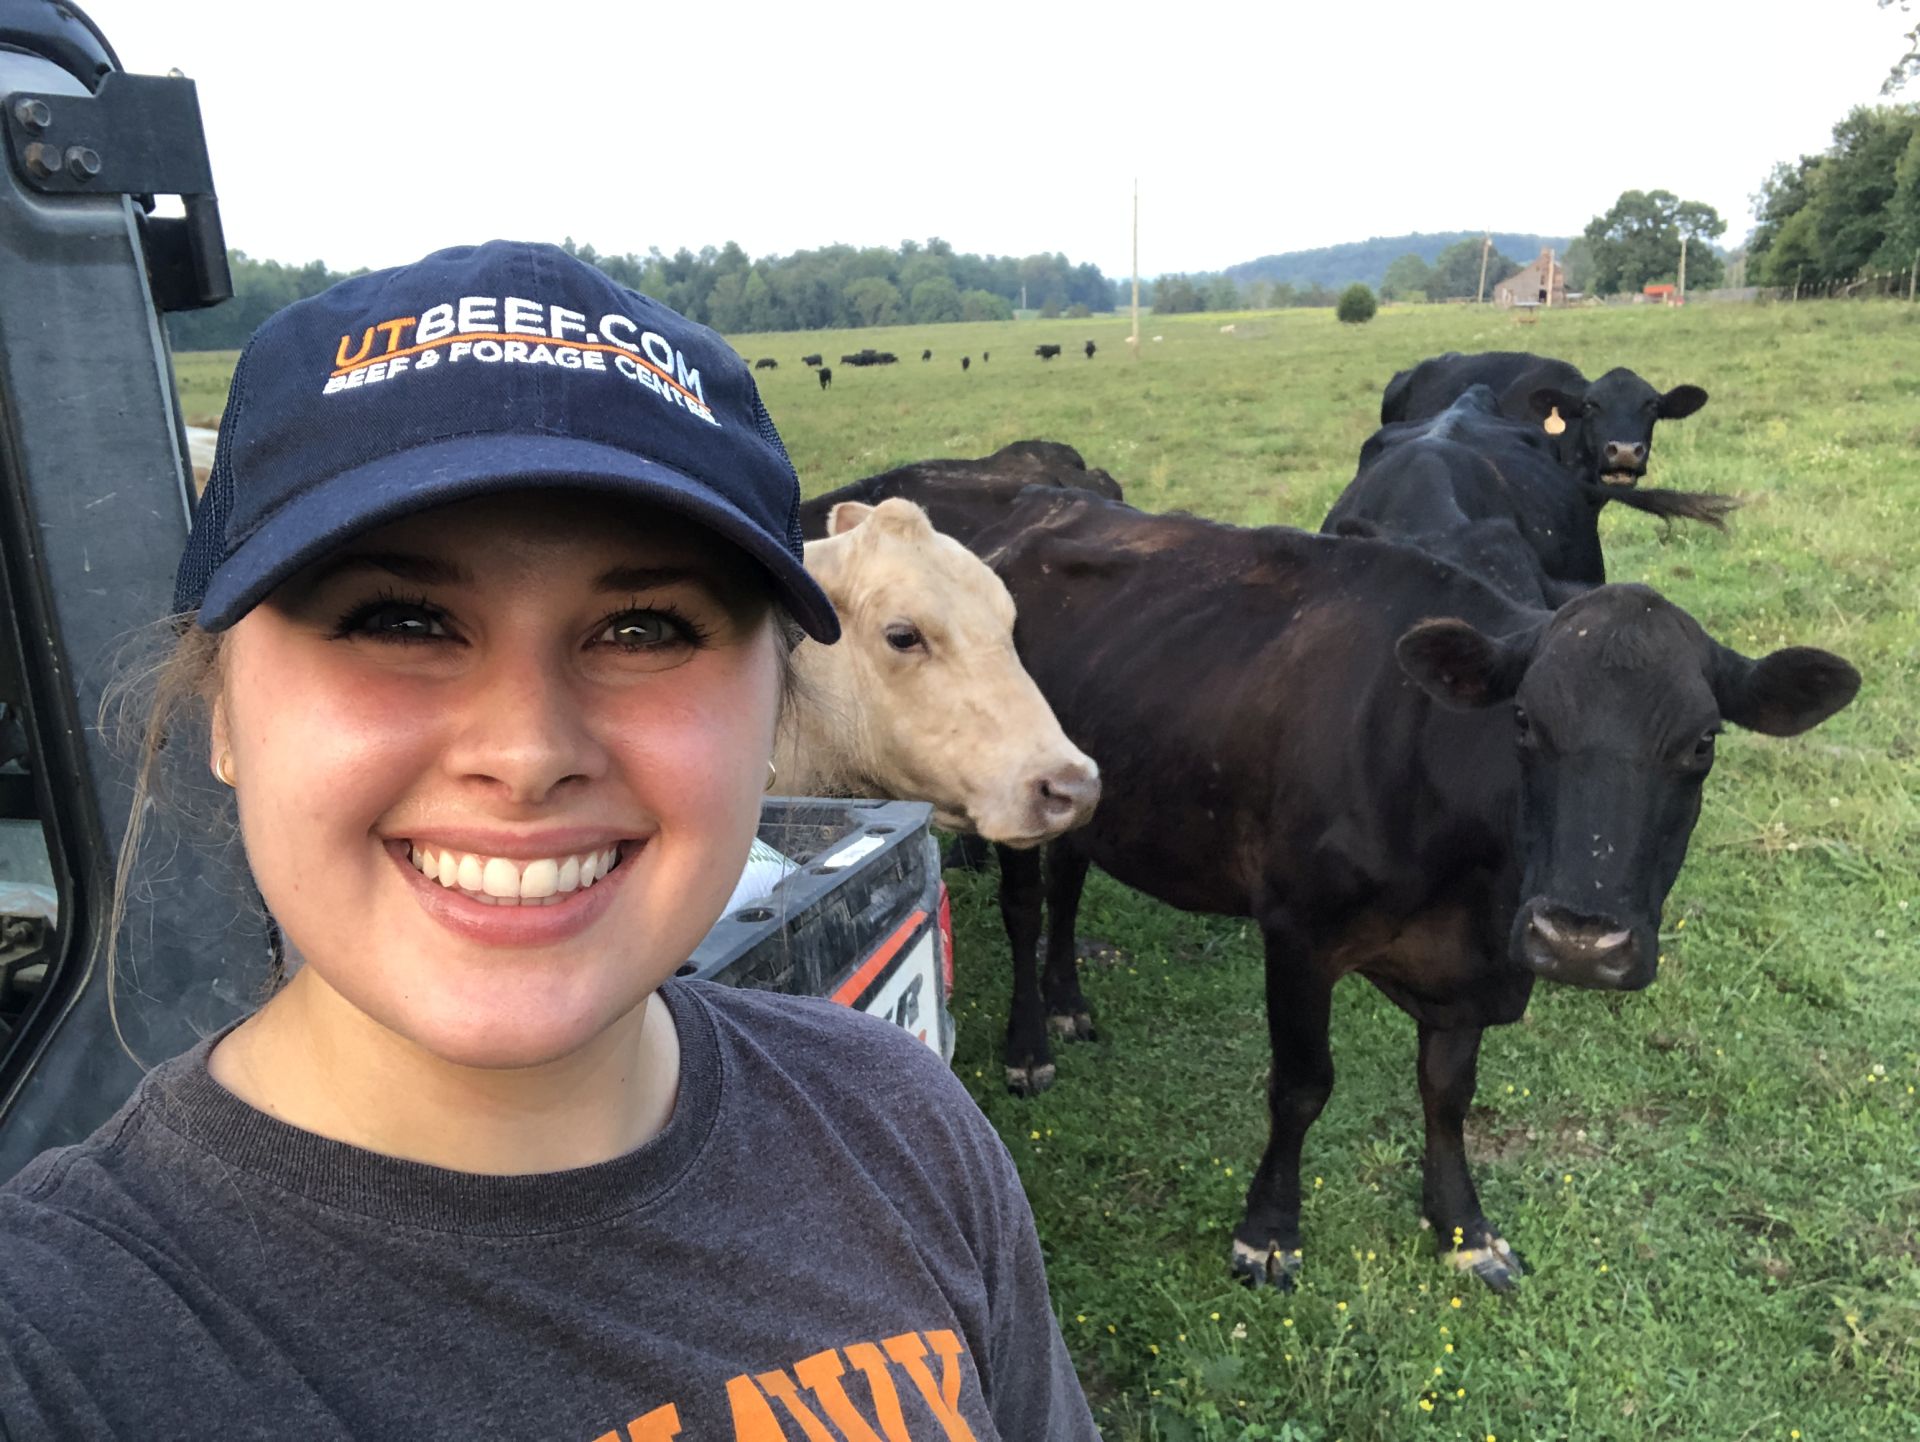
[1225,231,1574,290]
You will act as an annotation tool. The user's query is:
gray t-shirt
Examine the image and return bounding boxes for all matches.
[0,980,1098,1441]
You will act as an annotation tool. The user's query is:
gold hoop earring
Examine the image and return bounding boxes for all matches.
[766,759,778,792]
[214,753,236,787]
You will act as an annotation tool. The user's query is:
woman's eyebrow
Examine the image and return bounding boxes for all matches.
[594,564,722,594]
[311,552,471,586]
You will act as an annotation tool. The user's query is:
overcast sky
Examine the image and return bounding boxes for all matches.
[84,1,1915,280]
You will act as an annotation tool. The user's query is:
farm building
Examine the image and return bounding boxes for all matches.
[1493,248,1568,308]
[1642,282,1682,306]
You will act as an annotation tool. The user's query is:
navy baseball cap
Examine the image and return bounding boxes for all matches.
[175,240,839,642]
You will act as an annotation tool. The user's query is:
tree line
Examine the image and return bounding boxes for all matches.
[166,238,1118,350]
[1747,103,1920,292]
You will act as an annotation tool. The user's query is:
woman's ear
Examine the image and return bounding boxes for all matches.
[209,691,231,780]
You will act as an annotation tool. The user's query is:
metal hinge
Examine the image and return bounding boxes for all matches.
[5,69,231,311]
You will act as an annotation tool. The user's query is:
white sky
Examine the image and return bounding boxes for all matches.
[85,0,1915,279]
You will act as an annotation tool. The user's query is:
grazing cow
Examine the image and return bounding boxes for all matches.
[1219,323,1236,334]
[962,356,971,371]
[1380,351,1720,506]
[1084,340,1096,359]
[1035,344,1062,360]
[1326,387,1684,596]
[982,351,989,362]
[779,498,1100,846]
[817,367,832,391]
[922,349,933,361]
[948,486,1857,1291]
[798,440,1123,543]
[801,353,824,367]
[754,358,778,370]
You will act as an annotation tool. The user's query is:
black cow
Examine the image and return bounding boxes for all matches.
[962,356,971,371]
[923,349,933,361]
[801,353,824,367]
[1035,344,1062,360]
[817,367,831,391]
[1327,387,1653,598]
[1084,340,1096,359]
[982,351,990,362]
[798,440,1121,542]
[1380,352,1726,521]
[948,486,1857,1290]
[754,358,778,370]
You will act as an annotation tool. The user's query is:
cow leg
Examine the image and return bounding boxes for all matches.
[997,843,1054,1095]
[1417,1021,1524,1292]
[1040,838,1095,1041]
[1232,921,1333,1290]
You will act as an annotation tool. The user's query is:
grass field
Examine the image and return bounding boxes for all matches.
[175,300,1920,1440]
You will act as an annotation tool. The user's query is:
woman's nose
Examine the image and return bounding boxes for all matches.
[443,650,607,803]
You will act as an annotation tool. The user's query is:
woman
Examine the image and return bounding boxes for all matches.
[0,241,1099,1440]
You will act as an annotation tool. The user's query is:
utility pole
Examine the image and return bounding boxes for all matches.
[1908,249,1917,302]
[1678,234,1688,304]
[1476,232,1491,304]
[1131,178,1141,359]
[1545,248,1556,309]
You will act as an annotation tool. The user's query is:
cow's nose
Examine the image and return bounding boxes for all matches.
[1602,440,1648,469]
[1517,902,1645,989]
[1034,760,1101,831]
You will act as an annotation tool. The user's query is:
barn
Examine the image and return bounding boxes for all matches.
[1493,248,1568,308]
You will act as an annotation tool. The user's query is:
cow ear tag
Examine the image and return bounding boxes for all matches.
[1543,407,1567,436]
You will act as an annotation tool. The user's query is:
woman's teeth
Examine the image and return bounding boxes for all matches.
[407,844,623,905]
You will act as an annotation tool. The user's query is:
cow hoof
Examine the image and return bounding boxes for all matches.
[1447,1233,1525,1293]
[1048,1011,1097,1041]
[1005,1062,1056,1096]
[1229,1238,1303,1291]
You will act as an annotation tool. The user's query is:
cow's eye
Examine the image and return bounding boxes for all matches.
[1691,729,1718,763]
[1514,705,1532,738]
[885,623,925,653]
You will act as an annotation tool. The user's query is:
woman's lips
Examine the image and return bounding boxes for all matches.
[384,837,645,945]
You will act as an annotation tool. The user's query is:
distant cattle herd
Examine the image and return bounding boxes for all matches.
[789,349,1861,1298]
[765,341,1095,386]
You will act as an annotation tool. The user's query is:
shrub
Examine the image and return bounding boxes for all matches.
[1336,283,1378,324]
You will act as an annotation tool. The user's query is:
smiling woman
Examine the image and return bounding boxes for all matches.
[0,242,1098,1441]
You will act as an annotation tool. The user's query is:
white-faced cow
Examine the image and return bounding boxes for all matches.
[942,485,1857,1291]
[777,497,1100,848]
[1379,351,1733,528]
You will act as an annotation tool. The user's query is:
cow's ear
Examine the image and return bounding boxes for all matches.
[1710,643,1860,737]
[1526,386,1586,424]
[828,501,876,536]
[1396,618,1532,710]
[1658,384,1708,419]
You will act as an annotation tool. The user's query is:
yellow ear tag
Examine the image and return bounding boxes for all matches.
[1543,406,1567,436]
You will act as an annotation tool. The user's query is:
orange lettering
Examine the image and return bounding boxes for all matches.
[794,1345,911,1442]
[725,1374,788,1442]
[881,1331,978,1442]
[753,1369,839,1442]
[335,327,375,368]
[375,316,416,353]
[626,1405,683,1441]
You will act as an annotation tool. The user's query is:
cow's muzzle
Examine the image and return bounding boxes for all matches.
[1599,441,1648,487]
[1512,900,1653,990]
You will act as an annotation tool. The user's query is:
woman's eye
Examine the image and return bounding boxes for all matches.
[597,609,698,652]
[885,623,925,653]
[339,600,450,642]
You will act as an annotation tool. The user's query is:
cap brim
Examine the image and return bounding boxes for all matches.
[194,432,840,643]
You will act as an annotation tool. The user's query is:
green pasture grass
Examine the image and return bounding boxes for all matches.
[175,300,1920,1439]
